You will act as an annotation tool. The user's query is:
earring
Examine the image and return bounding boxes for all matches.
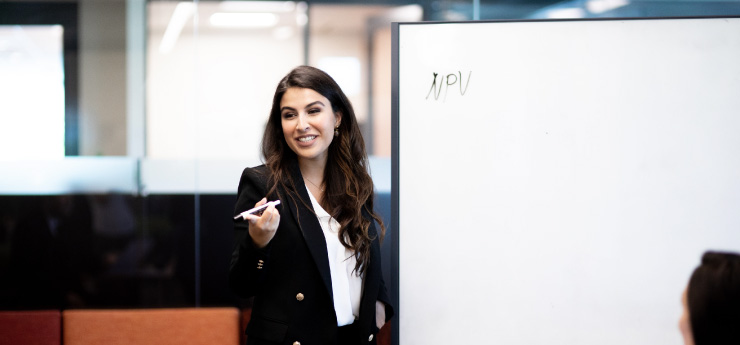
[334,126,339,137]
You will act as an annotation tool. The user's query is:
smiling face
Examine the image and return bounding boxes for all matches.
[280,87,341,166]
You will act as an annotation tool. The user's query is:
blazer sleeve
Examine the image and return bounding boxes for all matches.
[368,215,395,323]
[228,166,272,298]
[378,275,394,322]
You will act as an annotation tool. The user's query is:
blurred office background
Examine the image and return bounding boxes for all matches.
[1,0,739,311]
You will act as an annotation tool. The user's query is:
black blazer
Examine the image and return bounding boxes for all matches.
[229,163,394,345]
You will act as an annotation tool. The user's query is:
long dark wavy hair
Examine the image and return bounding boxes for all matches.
[687,251,740,345]
[261,65,385,275]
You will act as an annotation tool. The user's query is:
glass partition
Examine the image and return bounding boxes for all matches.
[2,0,739,318]
[147,1,307,161]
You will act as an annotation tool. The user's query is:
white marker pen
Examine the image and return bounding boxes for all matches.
[233,200,281,221]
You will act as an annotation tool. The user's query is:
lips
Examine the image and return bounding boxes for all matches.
[295,135,318,147]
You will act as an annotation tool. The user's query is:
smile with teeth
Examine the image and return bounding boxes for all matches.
[298,136,316,142]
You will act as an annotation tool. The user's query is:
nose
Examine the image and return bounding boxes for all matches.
[296,114,309,131]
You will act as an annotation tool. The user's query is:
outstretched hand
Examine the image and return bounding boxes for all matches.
[244,197,280,249]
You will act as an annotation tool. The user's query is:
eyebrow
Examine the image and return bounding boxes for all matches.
[280,101,325,113]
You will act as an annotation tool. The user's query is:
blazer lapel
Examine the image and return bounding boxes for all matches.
[286,161,334,303]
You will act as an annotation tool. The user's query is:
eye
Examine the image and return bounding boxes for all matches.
[308,108,321,115]
[282,112,295,119]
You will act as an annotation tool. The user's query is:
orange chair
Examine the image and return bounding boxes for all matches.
[63,308,239,345]
[0,310,61,345]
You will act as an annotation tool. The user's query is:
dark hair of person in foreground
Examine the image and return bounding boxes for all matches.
[681,251,740,345]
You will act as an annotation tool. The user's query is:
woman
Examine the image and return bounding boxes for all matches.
[679,251,740,345]
[229,65,394,345]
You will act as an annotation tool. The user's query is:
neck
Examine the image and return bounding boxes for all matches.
[298,157,326,187]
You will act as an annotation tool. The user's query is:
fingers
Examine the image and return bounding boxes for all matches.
[245,198,269,224]
[254,197,267,207]
[245,198,280,248]
[245,202,280,229]
[263,203,276,221]
[244,213,259,224]
[261,205,280,228]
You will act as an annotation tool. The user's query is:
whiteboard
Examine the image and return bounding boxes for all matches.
[392,17,740,345]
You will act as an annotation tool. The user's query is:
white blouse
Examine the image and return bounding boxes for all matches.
[306,187,364,326]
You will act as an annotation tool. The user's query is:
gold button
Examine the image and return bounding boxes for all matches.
[293,342,300,345]
[368,334,374,341]
[296,293,304,301]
